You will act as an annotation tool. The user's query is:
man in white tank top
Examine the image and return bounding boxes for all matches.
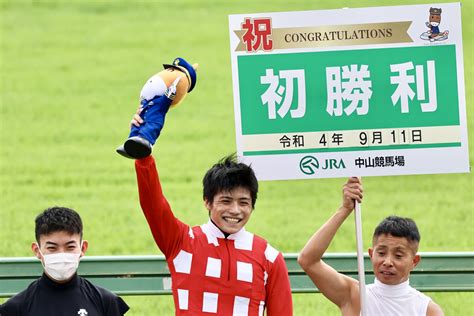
[297,177,444,316]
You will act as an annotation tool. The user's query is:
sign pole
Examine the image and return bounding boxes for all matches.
[355,199,367,316]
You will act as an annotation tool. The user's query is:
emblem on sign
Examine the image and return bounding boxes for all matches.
[300,156,319,175]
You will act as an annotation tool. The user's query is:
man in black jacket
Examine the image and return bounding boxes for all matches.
[0,206,129,316]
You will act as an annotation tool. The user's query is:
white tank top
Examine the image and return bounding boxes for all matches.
[365,278,431,316]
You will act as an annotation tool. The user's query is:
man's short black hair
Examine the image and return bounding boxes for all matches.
[35,206,83,244]
[203,154,258,208]
[373,215,420,244]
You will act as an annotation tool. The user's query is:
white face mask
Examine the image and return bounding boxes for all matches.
[37,244,82,282]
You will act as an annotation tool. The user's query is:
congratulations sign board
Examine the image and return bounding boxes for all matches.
[228,3,469,180]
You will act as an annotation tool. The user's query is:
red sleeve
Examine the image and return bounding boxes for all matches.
[265,253,293,315]
[135,155,188,258]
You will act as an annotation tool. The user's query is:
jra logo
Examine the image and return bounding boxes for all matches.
[299,156,346,175]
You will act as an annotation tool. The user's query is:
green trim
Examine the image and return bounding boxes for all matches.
[243,142,462,156]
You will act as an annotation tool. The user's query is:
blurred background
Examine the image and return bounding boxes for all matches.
[1,0,472,314]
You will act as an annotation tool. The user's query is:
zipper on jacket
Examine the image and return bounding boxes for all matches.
[224,238,231,281]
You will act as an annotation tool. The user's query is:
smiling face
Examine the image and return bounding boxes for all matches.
[205,187,253,235]
[369,234,420,285]
[429,14,441,26]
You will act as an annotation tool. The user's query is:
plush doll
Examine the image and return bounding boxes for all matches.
[116,57,198,159]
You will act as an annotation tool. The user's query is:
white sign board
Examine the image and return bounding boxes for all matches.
[229,3,469,180]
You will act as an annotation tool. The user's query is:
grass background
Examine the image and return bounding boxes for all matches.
[0,0,472,314]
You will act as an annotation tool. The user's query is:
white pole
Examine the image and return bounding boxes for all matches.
[355,200,367,316]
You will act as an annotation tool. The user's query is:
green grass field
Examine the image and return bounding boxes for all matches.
[1,0,472,314]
